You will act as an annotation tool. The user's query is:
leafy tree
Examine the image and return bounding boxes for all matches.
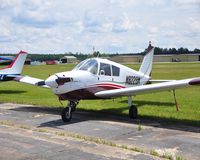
[177,47,184,54]
[193,48,200,53]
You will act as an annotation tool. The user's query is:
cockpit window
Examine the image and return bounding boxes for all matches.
[73,59,88,70]
[78,59,98,75]
[112,65,120,76]
[99,63,111,76]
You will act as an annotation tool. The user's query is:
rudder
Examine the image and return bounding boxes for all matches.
[139,42,155,76]
[0,51,27,75]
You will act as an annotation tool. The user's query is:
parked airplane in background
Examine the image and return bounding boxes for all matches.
[15,43,200,122]
[0,51,27,81]
[0,56,13,61]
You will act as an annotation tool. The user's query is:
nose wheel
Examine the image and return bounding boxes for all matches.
[61,101,78,122]
[61,107,72,122]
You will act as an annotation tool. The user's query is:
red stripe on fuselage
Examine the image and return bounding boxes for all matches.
[94,83,125,89]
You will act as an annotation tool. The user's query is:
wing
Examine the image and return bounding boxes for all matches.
[148,79,175,83]
[95,77,200,98]
[14,76,50,88]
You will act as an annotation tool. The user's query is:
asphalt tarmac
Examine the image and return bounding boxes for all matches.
[0,103,199,160]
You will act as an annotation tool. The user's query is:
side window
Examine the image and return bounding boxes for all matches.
[112,65,120,76]
[100,63,111,76]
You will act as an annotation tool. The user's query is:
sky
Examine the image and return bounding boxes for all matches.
[0,0,200,54]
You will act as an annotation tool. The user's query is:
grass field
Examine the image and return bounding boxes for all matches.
[0,62,200,126]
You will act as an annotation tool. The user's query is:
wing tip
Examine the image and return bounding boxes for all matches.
[189,78,200,85]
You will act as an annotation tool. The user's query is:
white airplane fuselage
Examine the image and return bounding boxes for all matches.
[45,58,150,101]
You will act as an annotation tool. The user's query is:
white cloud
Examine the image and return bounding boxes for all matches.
[108,0,139,7]
[173,0,200,6]
[148,26,158,34]
[0,0,20,9]
[0,0,199,53]
[0,18,11,37]
[145,0,165,6]
[189,17,200,33]
[82,11,112,33]
[112,13,141,32]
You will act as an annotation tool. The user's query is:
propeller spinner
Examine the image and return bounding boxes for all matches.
[36,74,73,88]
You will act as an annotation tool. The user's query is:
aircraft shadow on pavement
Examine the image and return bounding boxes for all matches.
[11,101,199,133]
[0,90,27,94]
[119,100,175,108]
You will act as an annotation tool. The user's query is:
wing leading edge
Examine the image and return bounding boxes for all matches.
[95,77,200,98]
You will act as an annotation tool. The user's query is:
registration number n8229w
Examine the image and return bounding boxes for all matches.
[126,76,140,85]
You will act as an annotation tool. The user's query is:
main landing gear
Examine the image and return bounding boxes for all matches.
[128,96,138,119]
[61,101,78,122]
[61,97,137,122]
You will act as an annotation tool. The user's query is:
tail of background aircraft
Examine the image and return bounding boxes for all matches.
[0,56,13,61]
[0,51,27,75]
[139,42,155,76]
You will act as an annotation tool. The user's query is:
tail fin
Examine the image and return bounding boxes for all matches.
[139,42,155,76]
[0,51,27,75]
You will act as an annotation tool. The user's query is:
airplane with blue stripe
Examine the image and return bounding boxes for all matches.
[0,56,13,61]
[0,51,27,81]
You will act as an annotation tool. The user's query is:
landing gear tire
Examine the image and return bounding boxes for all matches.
[129,105,138,119]
[61,107,72,122]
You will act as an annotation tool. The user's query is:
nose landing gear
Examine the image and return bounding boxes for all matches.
[61,101,78,122]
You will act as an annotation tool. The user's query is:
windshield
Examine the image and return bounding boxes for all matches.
[73,59,88,70]
[77,59,98,75]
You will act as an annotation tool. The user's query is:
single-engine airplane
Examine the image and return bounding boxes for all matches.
[0,51,27,81]
[15,43,200,122]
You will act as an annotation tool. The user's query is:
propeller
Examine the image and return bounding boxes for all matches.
[55,75,73,86]
[35,75,73,88]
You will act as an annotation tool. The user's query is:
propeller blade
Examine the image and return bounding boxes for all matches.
[55,76,73,86]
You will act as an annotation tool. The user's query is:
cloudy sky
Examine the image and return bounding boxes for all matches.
[0,0,200,54]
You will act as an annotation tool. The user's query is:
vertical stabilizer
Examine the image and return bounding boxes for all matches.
[0,51,27,75]
[139,42,155,76]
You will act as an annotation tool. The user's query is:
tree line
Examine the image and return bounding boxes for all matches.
[2,47,200,61]
[154,47,200,55]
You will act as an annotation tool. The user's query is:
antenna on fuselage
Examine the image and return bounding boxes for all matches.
[97,52,100,58]
[92,46,100,58]
[93,46,95,54]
